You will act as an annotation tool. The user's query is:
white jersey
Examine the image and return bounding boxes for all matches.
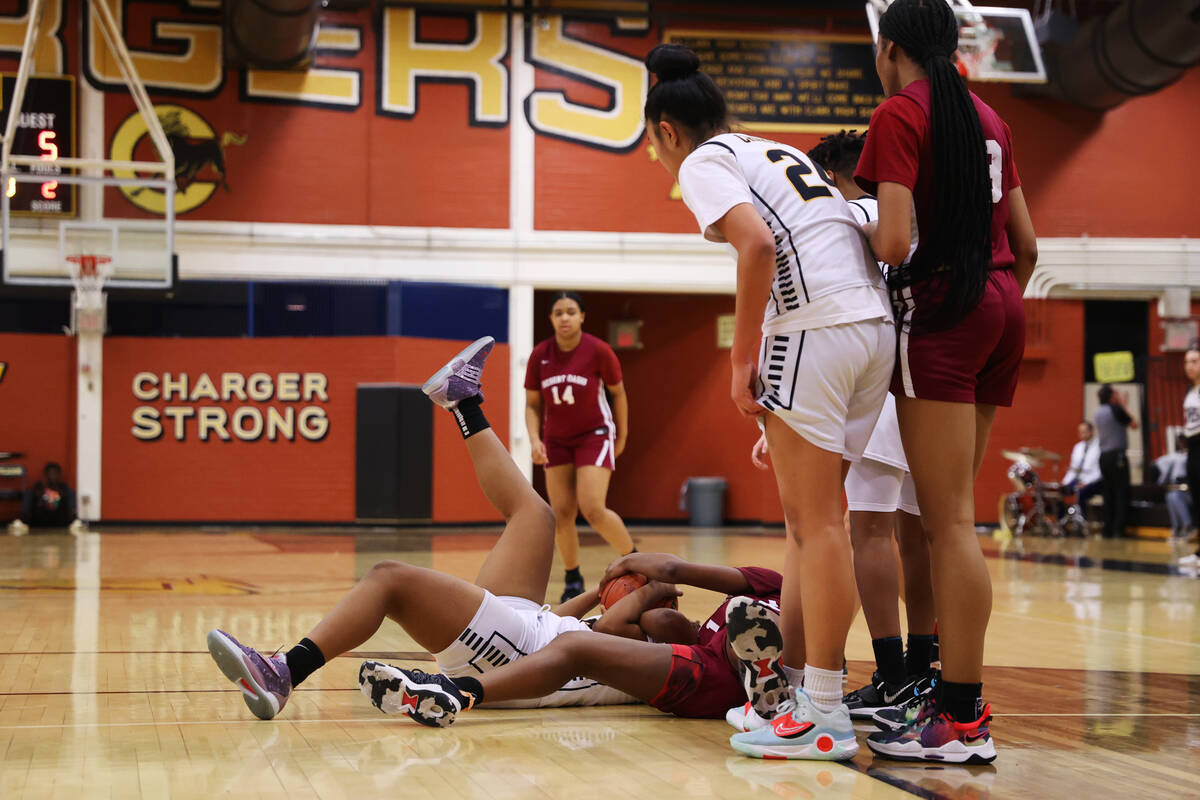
[846,195,878,227]
[1185,386,1200,439]
[678,132,890,335]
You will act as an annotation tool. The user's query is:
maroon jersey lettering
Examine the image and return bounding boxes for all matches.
[524,333,623,441]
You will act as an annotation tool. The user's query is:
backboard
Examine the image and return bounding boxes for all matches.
[866,3,1048,84]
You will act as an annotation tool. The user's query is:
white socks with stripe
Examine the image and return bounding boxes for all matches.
[803,664,844,713]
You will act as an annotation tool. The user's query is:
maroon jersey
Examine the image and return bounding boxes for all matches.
[667,567,783,719]
[855,79,1021,271]
[524,333,622,441]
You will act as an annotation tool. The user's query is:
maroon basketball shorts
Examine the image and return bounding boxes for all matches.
[891,268,1025,407]
[544,428,615,470]
[648,644,705,715]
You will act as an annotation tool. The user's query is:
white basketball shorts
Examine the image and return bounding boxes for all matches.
[845,458,920,516]
[756,317,896,462]
[433,590,635,708]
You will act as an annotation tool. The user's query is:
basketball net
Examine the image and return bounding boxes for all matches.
[67,254,113,336]
[956,21,999,80]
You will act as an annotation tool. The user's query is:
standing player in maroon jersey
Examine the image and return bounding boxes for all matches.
[525,291,635,602]
[356,553,792,726]
[854,0,1039,763]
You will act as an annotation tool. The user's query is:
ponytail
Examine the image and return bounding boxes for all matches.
[880,0,992,326]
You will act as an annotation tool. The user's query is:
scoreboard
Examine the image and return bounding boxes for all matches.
[0,74,75,217]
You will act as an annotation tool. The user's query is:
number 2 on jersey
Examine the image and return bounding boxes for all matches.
[765,149,835,201]
[550,385,575,405]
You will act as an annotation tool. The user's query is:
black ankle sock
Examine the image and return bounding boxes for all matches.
[564,567,582,583]
[871,636,906,686]
[905,634,937,677]
[450,395,489,439]
[452,675,485,705]
[284,638,326,687]
[941,680,983,723]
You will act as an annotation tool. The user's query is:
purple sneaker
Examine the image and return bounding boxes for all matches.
[207,629,291,720]
[421,336,495,409]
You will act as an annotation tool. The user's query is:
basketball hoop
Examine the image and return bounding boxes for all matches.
[956,20,1000,81]
[67,254,113,336]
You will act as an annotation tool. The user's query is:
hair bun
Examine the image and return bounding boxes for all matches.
[645,44,700,82]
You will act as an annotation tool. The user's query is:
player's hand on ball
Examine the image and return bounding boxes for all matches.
[751,433,770,470]
[600,553,683,590]
[531,439,548,465]
[731,361,765,418]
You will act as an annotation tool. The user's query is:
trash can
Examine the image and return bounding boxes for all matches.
[680,477,727,527]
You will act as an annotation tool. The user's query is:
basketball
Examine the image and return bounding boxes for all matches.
[599,573,679,611]
[600,573,646,610]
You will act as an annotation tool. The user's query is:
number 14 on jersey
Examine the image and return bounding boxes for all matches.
[550,385,575,405]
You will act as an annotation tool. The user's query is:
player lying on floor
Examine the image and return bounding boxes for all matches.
[206,337,780,722]
[206,337,643,717]
[357,546,790,726]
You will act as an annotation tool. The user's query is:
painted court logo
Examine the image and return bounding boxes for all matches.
[109,104,247,214]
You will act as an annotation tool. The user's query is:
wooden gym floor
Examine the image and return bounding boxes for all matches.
[1,526,1198,799]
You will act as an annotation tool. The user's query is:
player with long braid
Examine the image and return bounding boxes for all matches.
[854,0,1038,763]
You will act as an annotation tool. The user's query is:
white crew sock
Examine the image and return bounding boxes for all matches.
[803,664,843,713]
[783,663,804,691]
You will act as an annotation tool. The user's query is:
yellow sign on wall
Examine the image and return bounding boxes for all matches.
[717,314,735,349]
[1094,351,1135,383]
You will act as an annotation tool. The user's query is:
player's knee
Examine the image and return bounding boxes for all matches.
[555,631,596,672]
[365,559,411,587]
[578,498,607,523]
[533,503,556,534]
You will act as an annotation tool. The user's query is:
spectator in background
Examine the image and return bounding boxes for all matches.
[1062,421,1102,509]
[7,462,79,536]
[1153,434,1191,539]
[1094,385,1138,539]
[1179,344,1200,567]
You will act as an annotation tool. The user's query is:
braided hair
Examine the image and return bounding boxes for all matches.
[806,130,866,183]
[643,43,730,143]
[880,0,992,326]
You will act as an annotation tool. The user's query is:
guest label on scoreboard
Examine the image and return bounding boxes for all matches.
[664,31,885,133]
[0,74,76,217]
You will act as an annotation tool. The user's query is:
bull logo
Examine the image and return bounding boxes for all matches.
[109,105,246,215]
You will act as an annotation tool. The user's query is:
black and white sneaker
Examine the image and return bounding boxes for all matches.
[872,670,939,731]
[725,596,790,720]
[358,661,473,727]
[844,671,923,720]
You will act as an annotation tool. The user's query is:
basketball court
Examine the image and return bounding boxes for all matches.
[1,0,1198,797]
[1,529,1198,798]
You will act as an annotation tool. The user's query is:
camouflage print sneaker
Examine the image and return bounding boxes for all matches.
[207,629,292,720]
[359,661,475,728]
[725,596,790,721]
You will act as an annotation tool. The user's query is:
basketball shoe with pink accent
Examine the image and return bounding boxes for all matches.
[867,699,997,764]
[422,336,495,409]
[207,629,291,720]
[729,689,858,761]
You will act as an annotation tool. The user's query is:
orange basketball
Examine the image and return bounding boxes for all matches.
[600,573,647,610]
[599,573,679,611]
